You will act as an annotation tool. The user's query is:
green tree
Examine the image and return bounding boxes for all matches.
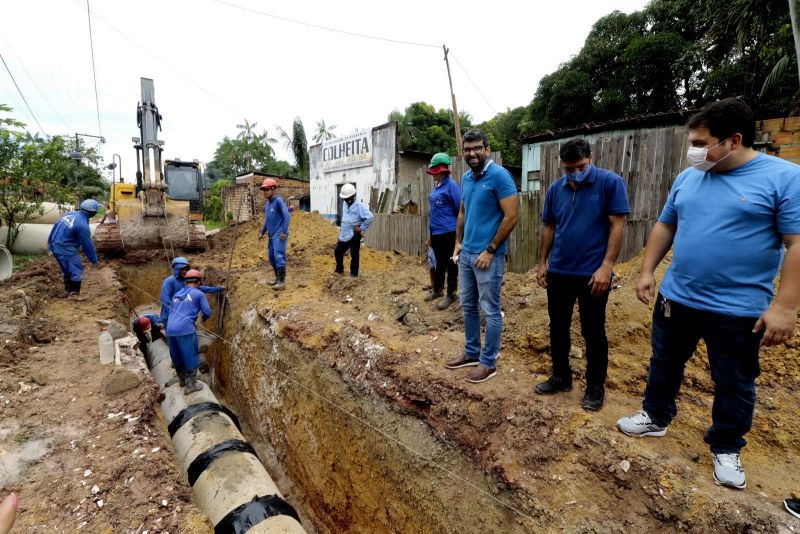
[388,102,472,155]
[0,106,105,248]
[312,119,337,143]
[202,178,231,223]
[478,106,527,167]
[277,118,309,180]
[208,121,298,180]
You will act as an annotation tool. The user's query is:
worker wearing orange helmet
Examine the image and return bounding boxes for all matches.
[165,269,211,394]
[258,178,290,290]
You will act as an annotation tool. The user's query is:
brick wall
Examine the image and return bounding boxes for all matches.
[221,185,254,222]
[757,117,800,164]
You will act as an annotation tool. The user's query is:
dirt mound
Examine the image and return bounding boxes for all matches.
[190,211,800,531]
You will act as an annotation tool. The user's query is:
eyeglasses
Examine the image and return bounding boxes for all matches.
[462,145,486,155]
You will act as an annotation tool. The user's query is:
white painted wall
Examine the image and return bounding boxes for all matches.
[310,122,397,221]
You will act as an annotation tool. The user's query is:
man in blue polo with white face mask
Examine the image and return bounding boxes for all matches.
[535,138,630,411]
[617,98,800,491]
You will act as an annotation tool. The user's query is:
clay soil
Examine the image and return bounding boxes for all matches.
[197,211,800,533]
[1,209,798,533]
[0,261,212,533]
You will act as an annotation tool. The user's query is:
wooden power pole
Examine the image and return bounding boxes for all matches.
[443,45,463,155]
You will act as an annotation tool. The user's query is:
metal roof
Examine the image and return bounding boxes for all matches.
[519,109,699,144]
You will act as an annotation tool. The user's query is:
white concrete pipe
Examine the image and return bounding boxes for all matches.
[21,202,73,224]
[0,223,98,255]
[0,246,12,281]
[145,338,305,533]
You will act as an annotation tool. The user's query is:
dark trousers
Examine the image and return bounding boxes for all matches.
[546,272,609,385]
[334,235,361,276]
[431,231,458,295]
[643,294,761,453]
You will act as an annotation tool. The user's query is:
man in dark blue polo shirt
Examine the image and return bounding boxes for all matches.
[535,138,630,411]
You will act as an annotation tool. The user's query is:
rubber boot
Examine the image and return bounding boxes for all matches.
[165,370,183,387]
[60,278,71,298]
[183,370,203,394]
[67,280,81,297]
[273,267,286,290]
[267,266,279,286]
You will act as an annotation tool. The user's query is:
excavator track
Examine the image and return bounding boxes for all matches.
[94,222,125,253]
[185,224,207,251]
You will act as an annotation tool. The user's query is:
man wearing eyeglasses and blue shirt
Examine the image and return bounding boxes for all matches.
[446,130,518,384]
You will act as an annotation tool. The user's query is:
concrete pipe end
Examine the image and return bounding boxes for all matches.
[0,246,12,282]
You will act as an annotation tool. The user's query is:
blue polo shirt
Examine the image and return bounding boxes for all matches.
[461,160,518,255]
[429,175,461,235]
[658,152,800,317]
[542,165,630,276]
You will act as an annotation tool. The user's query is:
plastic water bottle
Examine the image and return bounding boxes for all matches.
[98,328,114,365]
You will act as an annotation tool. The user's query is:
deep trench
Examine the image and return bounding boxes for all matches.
[117,260,534,534]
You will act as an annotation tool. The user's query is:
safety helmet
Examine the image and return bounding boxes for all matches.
[426,153,452,176]
[184,269,203,282]
[339,183,357,199]
[135,316,152,332]
[171,256,189,267]
[80,199,100,213]
[260,178,278,190]
[428,152,452,167]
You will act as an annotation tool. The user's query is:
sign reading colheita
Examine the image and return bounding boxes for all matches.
[322,130,373,173]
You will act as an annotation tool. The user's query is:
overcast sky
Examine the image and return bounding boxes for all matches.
[1,0,648,182]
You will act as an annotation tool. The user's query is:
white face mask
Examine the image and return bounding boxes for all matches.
[686,138,731,171]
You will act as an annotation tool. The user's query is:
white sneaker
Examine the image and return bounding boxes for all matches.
[616,410,668,437]
[713,453,746,489]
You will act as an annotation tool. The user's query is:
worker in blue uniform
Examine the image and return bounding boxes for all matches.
[132,314,164,358]
[159,256,224,328]
[165,269,211,394]
[257,178,290,290]
[47,199,100,297]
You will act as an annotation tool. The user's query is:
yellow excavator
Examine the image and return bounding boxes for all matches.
[96,78,206,253]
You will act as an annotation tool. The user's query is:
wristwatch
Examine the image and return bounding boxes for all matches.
[486,245,496,254]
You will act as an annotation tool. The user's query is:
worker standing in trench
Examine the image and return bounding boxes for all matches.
[165,269,212,394]
[159,256,224,327]
[47,198,101,297]
[159,256,224,386]
[257,178,290,290]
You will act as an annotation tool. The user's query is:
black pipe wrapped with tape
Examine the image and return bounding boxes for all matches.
[215,494,301,534]
[145,338,306,533]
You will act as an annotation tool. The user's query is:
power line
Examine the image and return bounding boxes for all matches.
[450,53,498,116]
[0,52,47,137]
[0,30,73,133]
[76,0,248,121]
[213,0,440,49]
[86,0,103,136]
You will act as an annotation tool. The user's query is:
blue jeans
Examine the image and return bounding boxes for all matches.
[459,250,505,368]
[643,294,762,453]
[53,253,84,282]
[167,332,200,374]
[268,235,287,269]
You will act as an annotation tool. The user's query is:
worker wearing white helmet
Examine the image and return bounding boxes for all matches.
[334,183,373,277]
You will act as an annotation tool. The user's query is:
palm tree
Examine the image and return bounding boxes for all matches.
[312,119,337,143]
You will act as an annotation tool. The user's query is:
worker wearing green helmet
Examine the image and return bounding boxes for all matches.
[425,152,461,310]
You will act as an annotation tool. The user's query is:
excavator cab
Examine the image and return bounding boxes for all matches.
[164,160,204,222]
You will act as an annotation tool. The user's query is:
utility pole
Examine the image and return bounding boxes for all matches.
[443,45,463,155]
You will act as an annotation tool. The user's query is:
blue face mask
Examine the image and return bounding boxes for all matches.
[567,165,592,184]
